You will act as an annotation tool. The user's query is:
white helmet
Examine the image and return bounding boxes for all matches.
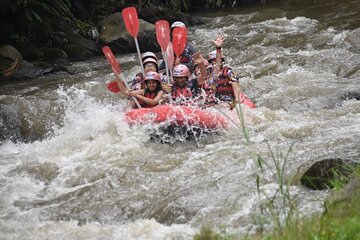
[171,21,186,29]
[142,52,157,62]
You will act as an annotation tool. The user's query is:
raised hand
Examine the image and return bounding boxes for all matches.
[213,33,225,48]
[192,51,204,65]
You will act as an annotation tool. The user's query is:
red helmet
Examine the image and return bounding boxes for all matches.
[144,71,161,83]
[208,50,225,62]
[173,64,190,78]
[142,52,157,62]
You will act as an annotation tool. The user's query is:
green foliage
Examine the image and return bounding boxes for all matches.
[263,195,360,240]
[326,163,356,190]
[208,0,224,8]
[194,225,237,240]
[207,0,236,8]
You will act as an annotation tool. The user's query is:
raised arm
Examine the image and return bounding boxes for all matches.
[212,33,225,77]
[115,74,128,93]
[192,51,207,85]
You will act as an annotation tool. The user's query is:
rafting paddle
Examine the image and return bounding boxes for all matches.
[122,7,145,76]
[155,20,171,82]
[102,46,142,108]
[166,42,174,80]
[238,92,256,109]
[172,27,187,60]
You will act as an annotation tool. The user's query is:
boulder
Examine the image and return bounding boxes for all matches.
[63,43,95,61]
[98,12,159,53]
[11,60,53,79]
[300,158,360,190]
[39,47,68,61]
[0,45,23,61]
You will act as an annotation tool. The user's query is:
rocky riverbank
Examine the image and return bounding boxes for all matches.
[0,0,264,81]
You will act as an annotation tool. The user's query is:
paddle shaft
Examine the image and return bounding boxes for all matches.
[163,52,170,84]
[134,38,145,77]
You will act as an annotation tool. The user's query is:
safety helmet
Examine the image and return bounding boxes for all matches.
[208,50,225,62]
[171,21,186,29]
[143,58,158,69]
[142,52,157,62]
[173,64,190,78]
[144,71,161,83]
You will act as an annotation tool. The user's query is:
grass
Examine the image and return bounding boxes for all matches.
[194,104,360,239]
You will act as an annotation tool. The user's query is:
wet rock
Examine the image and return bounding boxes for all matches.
[11,60,53,79]
[300,158,360,190]
[0,56,12,74]
[341,91,360,101]
[14,42,42,61]
[63,29,99,57]
[63,43,94,61]
[98,12,159,53]
[39,47,68,61]
[0,45,23,61]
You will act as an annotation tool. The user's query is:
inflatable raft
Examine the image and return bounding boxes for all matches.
[125,105,228,130]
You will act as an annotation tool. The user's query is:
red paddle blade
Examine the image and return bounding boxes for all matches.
[122,7,139,38]
[172,27,187,58]
[106,81,120,93]
[239,92,256,108]
[166,42,174,69]
[102,46,121,75]
[155,20,170,51]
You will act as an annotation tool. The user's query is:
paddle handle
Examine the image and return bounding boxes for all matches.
[163,52,170,84]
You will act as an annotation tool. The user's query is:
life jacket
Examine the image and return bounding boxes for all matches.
[199,82,218,107]
[138,91,156,108]
[215,66,235,102]
[180,55,190,64]
[171,85,193,104]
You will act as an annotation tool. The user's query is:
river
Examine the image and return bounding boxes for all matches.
[1,0,360,239]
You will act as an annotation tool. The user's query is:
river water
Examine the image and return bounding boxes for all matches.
[1,0,360,239]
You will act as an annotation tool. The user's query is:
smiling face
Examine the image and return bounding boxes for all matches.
[145,79,159,91]
[174,76,187,87]
[144,62,157,73]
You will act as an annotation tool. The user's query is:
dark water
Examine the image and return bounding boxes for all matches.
[1,0,360,239]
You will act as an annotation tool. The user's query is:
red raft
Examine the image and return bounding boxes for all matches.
[125,105,228,130]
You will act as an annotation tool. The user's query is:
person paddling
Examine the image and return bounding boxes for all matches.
[162,64,204,106]
[123,71,164,108]
[129,51,159,91]
[208,33,241,109]
[159,21,198,74]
